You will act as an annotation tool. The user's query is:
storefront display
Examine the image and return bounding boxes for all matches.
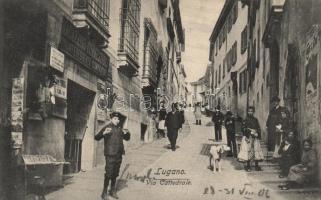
[11,78,24,149]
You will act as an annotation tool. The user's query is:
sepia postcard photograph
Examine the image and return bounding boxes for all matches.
[1,0,321,199]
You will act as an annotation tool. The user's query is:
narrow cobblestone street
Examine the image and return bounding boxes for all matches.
[45,112,321,200]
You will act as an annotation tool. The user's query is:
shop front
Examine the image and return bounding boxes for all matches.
[21,15,111,191]
[59,18,111,173]
[1,1,112,199]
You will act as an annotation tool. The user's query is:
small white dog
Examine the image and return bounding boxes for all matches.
[208,144,230,173]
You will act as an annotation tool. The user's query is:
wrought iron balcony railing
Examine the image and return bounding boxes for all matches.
[118,37,139,63]
[73,0,110,36]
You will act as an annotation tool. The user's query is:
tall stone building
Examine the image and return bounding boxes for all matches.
[208,0,248,116]
[218,0,321,185]
[0,0,185,199]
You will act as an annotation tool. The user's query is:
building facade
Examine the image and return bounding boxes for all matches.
[207,0,321,185]
[259,0,321,184]
[209,0,248,116]
[190,76,206,105]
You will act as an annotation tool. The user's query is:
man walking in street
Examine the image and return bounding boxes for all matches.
[225,111,237,157]
[94,112,130,200]
[212,106,223,141]
[165,103,181,151]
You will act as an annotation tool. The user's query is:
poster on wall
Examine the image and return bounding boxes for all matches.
[54,76,67,99]
[304,25,320,139]
[11,78,24,149]
[96,81,107,121]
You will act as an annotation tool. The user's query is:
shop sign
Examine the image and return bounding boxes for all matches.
[59,19,109,79]
[54,76,67,99]
[11,78,24,149]
[49,46,65,72]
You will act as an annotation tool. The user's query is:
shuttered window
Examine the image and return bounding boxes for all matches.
[241,25,247,54]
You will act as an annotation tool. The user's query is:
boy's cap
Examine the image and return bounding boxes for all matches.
[110,112,121,118]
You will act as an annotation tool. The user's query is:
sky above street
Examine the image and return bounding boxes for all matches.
[180,0,224,83]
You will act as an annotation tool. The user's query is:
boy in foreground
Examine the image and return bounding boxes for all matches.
[95,112,130,200]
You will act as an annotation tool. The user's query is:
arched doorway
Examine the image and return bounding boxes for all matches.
[284,44,300,132]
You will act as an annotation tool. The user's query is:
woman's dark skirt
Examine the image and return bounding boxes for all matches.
[105,154,122,178]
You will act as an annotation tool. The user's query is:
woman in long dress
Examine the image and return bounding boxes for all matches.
[194,102,202,125]
[157,102,167,138]
[237,106,264,171]
[280,138,317,190]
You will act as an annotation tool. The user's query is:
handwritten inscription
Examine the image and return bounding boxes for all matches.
[202,184,270,199]
[122,167,192,186]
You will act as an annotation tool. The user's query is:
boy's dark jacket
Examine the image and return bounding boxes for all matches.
[94,123,130,156]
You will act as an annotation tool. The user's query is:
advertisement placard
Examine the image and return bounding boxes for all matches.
[11,78,24,149]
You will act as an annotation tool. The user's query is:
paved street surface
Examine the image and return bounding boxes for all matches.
[47,112,321,200]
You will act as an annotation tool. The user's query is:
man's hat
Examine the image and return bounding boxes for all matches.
[248,106,255,111]
[271,96,280,102]
[110,111,121,118]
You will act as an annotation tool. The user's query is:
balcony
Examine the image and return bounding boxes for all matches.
[262,0,286,47]
[158,0,167,9]
[142,66,157,89]
[72,0,110,43]
[117,2,141,77]
[118,37,140,77]
[271,0,286,12]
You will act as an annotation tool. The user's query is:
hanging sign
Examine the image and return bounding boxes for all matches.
[50,46,65,72]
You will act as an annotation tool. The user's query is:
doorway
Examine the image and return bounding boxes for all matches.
[269,40,280,102]
[64,81,95,174]
[284,44,300,131]
[141,123,147,141]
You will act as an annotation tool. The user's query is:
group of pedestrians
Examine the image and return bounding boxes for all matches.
[208,105,264,171]
[265,96,318,190]
[236,96,318,190]
[200,95,318,190]
[94,95,317,199]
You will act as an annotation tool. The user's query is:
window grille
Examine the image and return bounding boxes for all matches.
[143,18,158,84]
[119,0,141,63]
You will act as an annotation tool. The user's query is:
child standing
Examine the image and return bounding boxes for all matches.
[95,112,130,200]
[238,106,264,171]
